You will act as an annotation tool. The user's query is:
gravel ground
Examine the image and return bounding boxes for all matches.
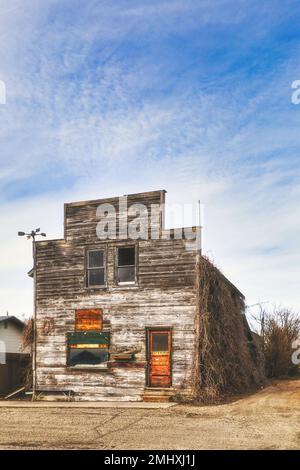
[0,379,299,450]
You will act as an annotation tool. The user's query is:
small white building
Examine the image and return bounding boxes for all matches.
[0,316,30,396]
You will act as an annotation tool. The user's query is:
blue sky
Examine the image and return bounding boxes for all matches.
[0,0,300,319]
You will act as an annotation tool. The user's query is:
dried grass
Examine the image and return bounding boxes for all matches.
[21,318,34,389]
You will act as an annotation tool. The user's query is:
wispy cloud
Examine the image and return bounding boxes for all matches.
[0,0,300,316]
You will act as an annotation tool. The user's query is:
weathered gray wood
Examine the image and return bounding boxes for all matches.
[35,191,200,401]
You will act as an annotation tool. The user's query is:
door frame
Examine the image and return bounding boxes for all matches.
[145,327,172,387]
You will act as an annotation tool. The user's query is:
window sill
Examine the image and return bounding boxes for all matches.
[85,285,108,290]
[116,283,138,289]
[68,364,110,371]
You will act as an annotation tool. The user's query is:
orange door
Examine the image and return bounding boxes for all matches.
[148,330,171,387]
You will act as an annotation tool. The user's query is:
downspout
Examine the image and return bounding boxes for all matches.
[32,239,37,395]
[192,204,203,397]
[192,250,201,399]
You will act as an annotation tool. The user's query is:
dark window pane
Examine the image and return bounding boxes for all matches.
[88,251,104,268]
[118,247,135,266]
[88,268,105,286]
[152,333,169,352]
[118,266,135,283]
[69,348,108,366]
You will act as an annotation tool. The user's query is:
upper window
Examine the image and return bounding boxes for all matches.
[117,246,136,284]
[86,250,105,287]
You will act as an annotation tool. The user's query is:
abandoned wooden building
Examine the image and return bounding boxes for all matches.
[33,190,263,402]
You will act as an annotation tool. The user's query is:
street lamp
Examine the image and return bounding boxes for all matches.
[18,228,46,241]
[18,227,46,397]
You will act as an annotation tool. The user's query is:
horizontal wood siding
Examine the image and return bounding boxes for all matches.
[65,191,164,243]
[0,323,24,354]
[35,191,198,401]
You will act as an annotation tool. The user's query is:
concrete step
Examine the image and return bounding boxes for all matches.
[144,387,174,395]
[143,395,171,403]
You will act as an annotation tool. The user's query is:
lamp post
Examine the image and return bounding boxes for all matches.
[18,228,46,395]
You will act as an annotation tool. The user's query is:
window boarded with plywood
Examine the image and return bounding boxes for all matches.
[75,309,102,331]
[67,331,109,366]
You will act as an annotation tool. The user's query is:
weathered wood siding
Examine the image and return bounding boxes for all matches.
[35,191,198,401]
[64,190,165,243]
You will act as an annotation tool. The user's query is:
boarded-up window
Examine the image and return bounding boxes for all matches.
[67,331,109,367]
[75,309,103,331]
[68,348,108,366]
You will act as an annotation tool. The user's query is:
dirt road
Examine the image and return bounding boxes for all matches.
[0,379,299,450]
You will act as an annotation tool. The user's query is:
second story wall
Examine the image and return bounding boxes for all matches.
[35,238,197,304]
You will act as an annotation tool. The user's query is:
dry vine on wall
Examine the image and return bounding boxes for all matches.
[196,256,265,403]
[21,318,34,389]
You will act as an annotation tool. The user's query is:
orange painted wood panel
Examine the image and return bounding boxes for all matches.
[75,309,103,331]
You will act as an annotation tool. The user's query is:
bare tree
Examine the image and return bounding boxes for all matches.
[253,306,300,378]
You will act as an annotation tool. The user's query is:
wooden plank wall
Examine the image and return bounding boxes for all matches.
[65,190,165,243]
[35,191,198,401]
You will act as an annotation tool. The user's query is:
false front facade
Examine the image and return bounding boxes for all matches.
[34,190,261,402]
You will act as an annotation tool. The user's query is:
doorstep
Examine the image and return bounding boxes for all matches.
[143,387,176,402]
